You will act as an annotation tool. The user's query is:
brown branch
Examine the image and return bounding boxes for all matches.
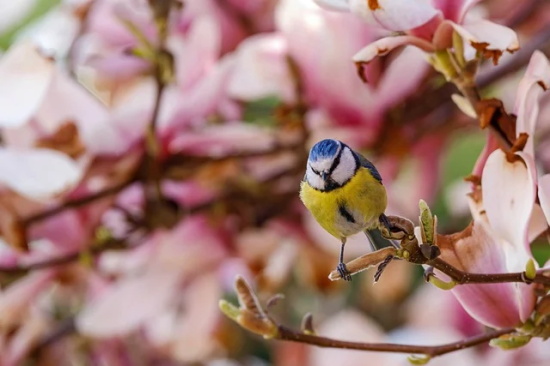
[30,317,76,357]
[428,258,550,286]
[223,276,519,360]
[277,325,514,358]
[22,179,133,226]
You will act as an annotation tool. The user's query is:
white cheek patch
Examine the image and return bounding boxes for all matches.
[306,165,325,190]
[331,147,356,185]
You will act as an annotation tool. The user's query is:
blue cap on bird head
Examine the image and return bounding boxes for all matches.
[309,139,341,162]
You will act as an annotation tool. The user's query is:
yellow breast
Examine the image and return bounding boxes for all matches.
[299,167,387,240]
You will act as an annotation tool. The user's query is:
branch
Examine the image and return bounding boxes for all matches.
[22,179,133,226]
[277,324,514,358]
[428,257,550,287]
[220,276,517,362]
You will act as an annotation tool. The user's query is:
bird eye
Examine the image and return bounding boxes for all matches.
[310,165,321,175]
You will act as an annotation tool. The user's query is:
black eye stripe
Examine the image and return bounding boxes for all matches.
[328,147,344,175]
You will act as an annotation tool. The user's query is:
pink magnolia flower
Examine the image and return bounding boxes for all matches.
[434,50,550,328]
[76,215,230,363]
[229,0,428,147]
[315,0,518,66]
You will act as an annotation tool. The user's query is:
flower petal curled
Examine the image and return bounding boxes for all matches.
[352,36,434,64]
[450,20,519,64]
[514,50,550,156]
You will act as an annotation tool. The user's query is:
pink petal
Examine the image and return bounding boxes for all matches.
[375,46,430,110]
[33,72,120,155]
[352,36,434,64]
[0,148,82,199]
[169,17,221,90]
[276,0,387,126]
[76,269,181,337]
[167,273,222,362]
[0,270,55,327]
[514,50,550,156]
[2,309,48,366]
[443,221,529,328]
[169,123,277,157]
[228,34,295,103]
[433,0,480,23]
[0,42,54,128]
[349,0,439,31]
[310,310,388,366]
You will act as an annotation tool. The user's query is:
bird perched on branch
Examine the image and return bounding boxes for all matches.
[300,139,391,281]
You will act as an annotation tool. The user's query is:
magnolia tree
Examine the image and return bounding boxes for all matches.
[0,0,550,364]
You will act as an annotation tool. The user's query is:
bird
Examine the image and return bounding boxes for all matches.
[299,139,391,281]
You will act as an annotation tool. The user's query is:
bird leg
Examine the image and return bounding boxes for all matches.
[337,238,352,281]
[379,213,409,245]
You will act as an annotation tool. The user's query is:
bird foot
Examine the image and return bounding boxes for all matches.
[337,262,352,281]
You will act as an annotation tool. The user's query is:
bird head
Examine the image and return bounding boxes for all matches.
[306,139,357,191]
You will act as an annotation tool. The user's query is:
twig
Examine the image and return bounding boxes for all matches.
[428,257,550,286]
[22,180,133,226]
[30,317,76,356]
[222,277,517,360]
[276,325,514,357]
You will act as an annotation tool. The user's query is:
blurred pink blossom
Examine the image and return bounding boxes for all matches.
[314,0,518,66]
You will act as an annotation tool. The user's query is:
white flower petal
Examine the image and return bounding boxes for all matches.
[313,0,350,12]
[0,42,54,127]
[0,148,82,199]
[482,150,535,256]
[0,1,35,33]
[349,0,439,31]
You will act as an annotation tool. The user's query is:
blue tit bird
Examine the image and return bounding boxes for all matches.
[299,139,391,281]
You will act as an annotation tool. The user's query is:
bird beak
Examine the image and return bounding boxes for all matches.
[321,172,328,181]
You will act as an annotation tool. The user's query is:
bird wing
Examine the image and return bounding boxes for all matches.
[354,151,383,183]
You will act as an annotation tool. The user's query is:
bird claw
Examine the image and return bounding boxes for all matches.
[337,262,352,281]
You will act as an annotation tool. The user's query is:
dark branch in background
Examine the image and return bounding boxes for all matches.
[29,318,76,359]
[22,179,133,226]
[142,1,175,229]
